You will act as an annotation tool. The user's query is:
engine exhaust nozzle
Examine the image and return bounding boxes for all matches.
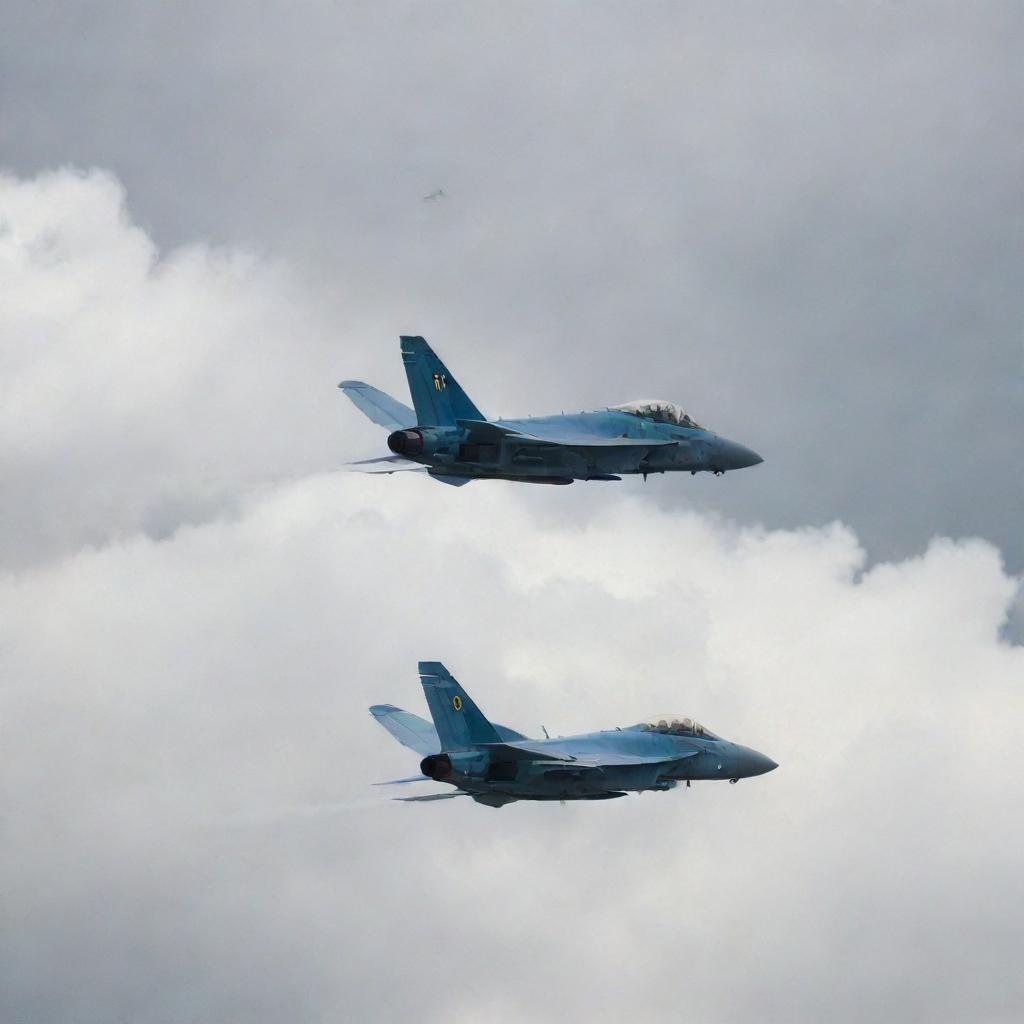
[420,754,452,780]
[387,429,424,456]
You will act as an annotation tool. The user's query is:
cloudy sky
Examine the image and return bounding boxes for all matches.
[2,4,1022,1022]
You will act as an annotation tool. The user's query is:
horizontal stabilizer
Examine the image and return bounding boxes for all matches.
[369,703,525,755]
[339,381,416,430]
[372,774,430,786]
[346,455,426,476]
[394,791,466,803]
[348,455,416,466]
[370,705,440,756]
[349,466,427,476]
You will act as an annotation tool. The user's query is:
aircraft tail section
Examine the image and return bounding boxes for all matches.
[338,381,416,430]
[418,661,502,750]
[401,336,485,426]
[369,704,440,756]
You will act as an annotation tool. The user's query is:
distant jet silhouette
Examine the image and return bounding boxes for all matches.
[422,189,446,202]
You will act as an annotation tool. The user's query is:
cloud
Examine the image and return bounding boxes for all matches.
[2,168,1021,1022]
[1,168,346,569]
[3,472,1022,1023]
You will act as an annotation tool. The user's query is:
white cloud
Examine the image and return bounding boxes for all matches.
[2,169,1021,1023]
[1,168,350,569]
[3,470,1022,1022]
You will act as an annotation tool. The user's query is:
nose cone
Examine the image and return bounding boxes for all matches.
[715,438,764,471]
[735,745,778,777]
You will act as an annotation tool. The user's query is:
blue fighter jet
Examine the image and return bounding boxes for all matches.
[341,336,762,486]
[372,662,777,807]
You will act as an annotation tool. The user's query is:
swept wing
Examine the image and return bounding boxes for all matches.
[479,740,701,771]
[456,419,681,459]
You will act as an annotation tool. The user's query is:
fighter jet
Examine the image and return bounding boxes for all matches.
[371,661,777,807]
[340,335,762,486]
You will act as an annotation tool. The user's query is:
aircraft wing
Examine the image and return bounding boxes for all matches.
[479,740,701,770]
[479,740,576,762]
[456,419,679,454]
[575,749,700,768]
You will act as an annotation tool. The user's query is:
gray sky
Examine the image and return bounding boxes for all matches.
[3,1,1022,568]
[2,4,1023,1022]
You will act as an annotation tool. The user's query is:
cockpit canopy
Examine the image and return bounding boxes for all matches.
[636,715,716,738]
[613,399,702,429]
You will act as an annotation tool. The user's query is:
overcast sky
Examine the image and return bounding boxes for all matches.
[2,4,1022,1022]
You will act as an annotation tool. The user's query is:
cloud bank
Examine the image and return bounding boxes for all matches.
[0,168,346,569]
[2,170,1022,1022]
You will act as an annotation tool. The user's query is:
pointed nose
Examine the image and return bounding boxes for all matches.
[715,438,764,471]
[735,746,778,777]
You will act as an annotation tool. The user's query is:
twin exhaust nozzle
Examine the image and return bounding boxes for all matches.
[388,429,424,456]
[420,753,452,780]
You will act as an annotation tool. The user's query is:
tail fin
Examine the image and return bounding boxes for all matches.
[401,336,485,426]
[418,661,501,750]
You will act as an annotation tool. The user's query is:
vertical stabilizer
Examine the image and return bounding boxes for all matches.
[401,336,485,426]
[418,661,501,750]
